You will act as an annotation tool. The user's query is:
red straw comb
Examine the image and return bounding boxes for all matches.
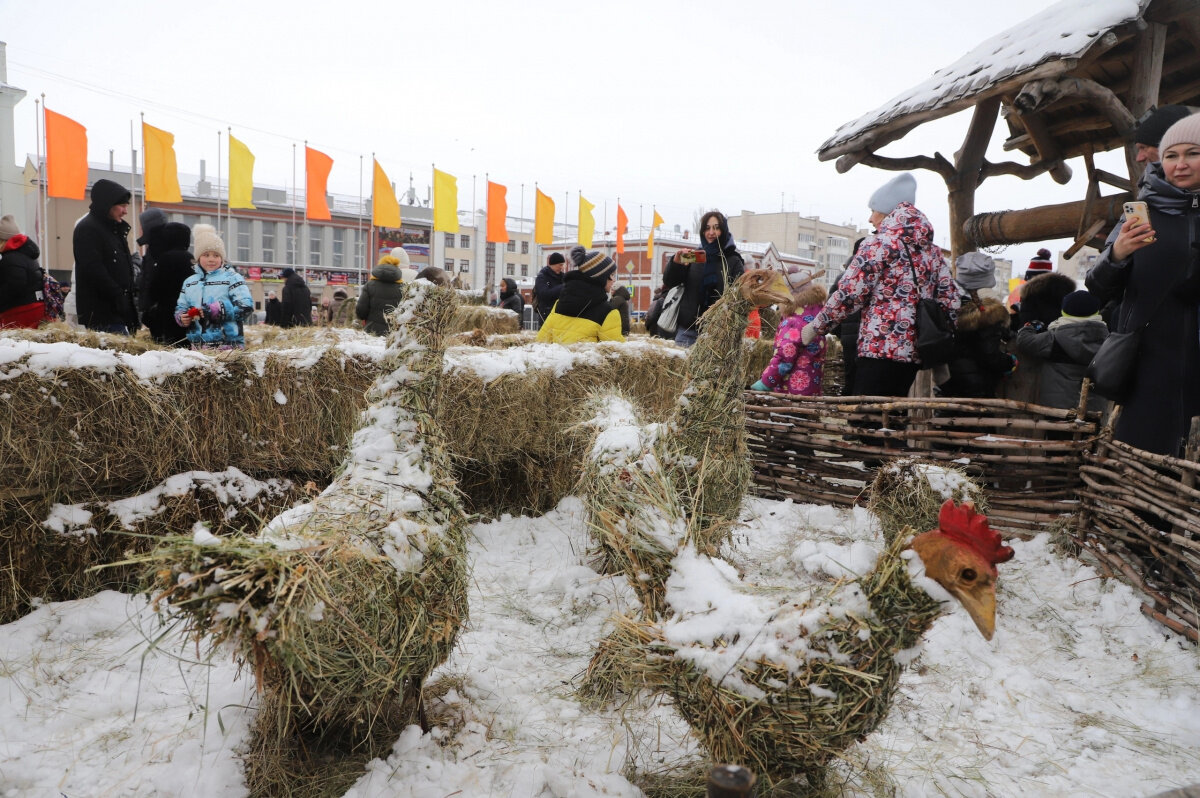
[934,499,1014,571]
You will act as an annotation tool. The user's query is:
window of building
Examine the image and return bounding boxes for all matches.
[520,264,528,278]
[285,223,296,264]
[353,230,365,269]
[262,225,275,263]
[486,242,496,270]
[505,263,514,276]
[444,258,455,271]
[237,219,251,261]
[183,214,200,231]
[798,233,814,244]
[506,241,516,252]
[459,259,470,272]
[310,227,322,266]
[459,234,470,248]
[332,228,345,268]
[521,241,529,255]
[444,233,455,249]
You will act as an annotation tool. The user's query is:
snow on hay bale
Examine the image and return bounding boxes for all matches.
[867,458,987,544]
[138,281,471,796]
[452,304,521,335]
[0,331,687,622]
[441,339,686,515]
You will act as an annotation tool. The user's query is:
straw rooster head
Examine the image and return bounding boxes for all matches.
[910,500,1014,640]
[737,269,793,308]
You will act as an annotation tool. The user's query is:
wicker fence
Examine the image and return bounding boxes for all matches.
[744,393,1200,642]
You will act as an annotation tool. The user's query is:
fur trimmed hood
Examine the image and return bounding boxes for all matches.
[955,295,1009,333]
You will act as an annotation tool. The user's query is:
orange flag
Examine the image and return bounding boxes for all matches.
[535,189,555,245]
[45,108,88,200]
[305,146,333,221]
[616,204,628,254]
[487,181,509,243]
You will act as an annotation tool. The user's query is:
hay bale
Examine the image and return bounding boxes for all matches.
[741,337,773,387]
[440,340,686,515]
[452,305,520,335]
[867,458,987,544]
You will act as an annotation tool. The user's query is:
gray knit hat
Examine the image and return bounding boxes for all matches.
[1134,105,1192,147]
[1158,112,1200,155]
[0,214,19,241]
[136,207,168,245]
[867,173,917,215]
[955,251,996,291]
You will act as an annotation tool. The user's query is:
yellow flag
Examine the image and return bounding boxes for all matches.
[433,168,459,232]
[228,133,256,209]
[372,159,401,228]
[648,209,665,268]
[577,195,595,248]
[142,122,182,203]
[535,189,555,245]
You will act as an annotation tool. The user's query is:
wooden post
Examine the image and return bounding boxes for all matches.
[946,97,1001,263]
[706,764,757,798]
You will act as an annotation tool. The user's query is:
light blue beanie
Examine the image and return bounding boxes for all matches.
[868,173,917,215]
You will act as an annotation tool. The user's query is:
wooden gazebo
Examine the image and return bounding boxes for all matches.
[817,0,1200,261]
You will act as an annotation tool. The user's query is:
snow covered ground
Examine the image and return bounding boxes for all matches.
[3,496,1199,797]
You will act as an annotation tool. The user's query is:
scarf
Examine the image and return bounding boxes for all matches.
[702,236,725,290]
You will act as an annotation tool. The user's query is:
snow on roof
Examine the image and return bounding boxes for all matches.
[817,0,1145,158]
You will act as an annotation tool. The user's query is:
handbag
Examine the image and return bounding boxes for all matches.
[1085,328,1142,403]
[656,284,685,337]
[906,246,954,367]
[42,270,65,321]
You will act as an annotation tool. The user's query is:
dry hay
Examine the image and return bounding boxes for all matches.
[585,528,943,792]
[1,470,304,623]
[742,336,774,387]
[441,340,687,515]
[0,340,376,501]
[452,304,520,335]
[135,282,471,794]
[574,394,684,618]
[867,457,987,544]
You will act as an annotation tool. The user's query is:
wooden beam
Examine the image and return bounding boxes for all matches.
[947,97,1001,260]
[1064,219,1108,260]
[1125,22,1169,181]
[1175,12,1200,54]
[1008,110,1073,183]
[963,194,1131,248]
[980,157,1071,182]
[855,151,956,181]
[1144,0,1200,24]
[1013,77,1137,138]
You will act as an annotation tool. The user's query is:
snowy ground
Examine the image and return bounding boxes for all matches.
[3,496,1199,798]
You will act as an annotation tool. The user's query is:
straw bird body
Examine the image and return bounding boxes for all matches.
[604,500,1011,790]
[581,270,792,613]
[144,279,469,795]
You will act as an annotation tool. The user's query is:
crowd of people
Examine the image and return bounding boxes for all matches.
[2,108,1198,456]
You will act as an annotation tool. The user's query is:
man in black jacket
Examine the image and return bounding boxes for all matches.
[73,178,139,333]
[533,252,566,326]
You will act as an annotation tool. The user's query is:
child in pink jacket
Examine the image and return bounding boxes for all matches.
[752,281,828,395]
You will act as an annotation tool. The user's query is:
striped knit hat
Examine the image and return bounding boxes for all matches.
[578,251,616,284]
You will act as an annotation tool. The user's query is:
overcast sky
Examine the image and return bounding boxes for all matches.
[3,0,1129,267]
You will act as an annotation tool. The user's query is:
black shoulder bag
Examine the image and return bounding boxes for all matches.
[1086,290,1169,404]
[905,243,955,368]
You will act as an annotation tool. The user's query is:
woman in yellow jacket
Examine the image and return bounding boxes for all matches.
[536,250,625,343]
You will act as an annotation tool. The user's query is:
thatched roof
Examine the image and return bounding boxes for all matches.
[818,0,1200,164]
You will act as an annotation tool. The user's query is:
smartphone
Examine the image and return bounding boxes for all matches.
[693,250,707,263]
[1123,201,1155,242]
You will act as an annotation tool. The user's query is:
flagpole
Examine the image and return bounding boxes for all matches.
[562,190,567,245]
[34,97,44,267]
[431,162,438,282]
[302,139,309,283]
[358,154,364,286]
[136,115,145,249]
[533,180,539,286]
[129,120,138,242]
[603,201,608,257]
[290,144,297,270]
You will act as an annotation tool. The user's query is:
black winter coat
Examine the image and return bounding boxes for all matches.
[0,236,43,313]
[73,179,137,330]
[663,237,744,333]
[280,272,313,327]
[143,222,194,346]
[533,266,565,323]
[940,297,1013,399]
[355,263,404,336]
[1086,165,1200,456]
[1014,316,1109,412]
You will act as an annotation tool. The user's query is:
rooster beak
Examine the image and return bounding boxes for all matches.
[947,583,997,641]
[760,272,793,307]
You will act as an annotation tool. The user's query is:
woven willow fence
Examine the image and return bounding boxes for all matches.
[744,392,1200,642]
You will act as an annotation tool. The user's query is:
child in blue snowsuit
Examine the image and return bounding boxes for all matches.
[174,224,254,348]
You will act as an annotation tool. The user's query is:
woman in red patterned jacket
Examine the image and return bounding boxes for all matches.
[802,173,960,396]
